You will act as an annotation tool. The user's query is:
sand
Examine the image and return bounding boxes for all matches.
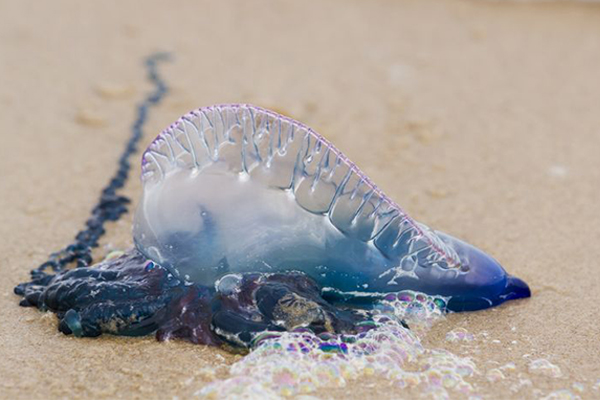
[1,0,600,398]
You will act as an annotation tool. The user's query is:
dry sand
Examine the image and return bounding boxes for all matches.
[1,0,600,398]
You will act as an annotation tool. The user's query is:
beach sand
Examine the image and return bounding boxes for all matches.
[1,0,600,398]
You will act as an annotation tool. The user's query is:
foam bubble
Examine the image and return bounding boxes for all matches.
[541,389,581,400]
[528,359,562,379]
[486,368,506,383]
[446,328,475,343]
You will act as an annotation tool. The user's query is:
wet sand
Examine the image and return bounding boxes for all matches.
[1,0,600,398]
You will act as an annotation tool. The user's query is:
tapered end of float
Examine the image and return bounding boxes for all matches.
[446,274,530,312]
[433,232,531,312]
[501,275,531,302]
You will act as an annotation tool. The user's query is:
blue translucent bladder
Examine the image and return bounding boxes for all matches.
[134,104,530,312]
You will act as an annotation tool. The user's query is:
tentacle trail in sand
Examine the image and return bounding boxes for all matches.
[15,53,171,297]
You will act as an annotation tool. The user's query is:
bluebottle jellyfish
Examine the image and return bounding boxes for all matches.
[16,103,530,348]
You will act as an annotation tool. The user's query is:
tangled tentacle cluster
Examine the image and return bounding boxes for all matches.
[17,249,380,347]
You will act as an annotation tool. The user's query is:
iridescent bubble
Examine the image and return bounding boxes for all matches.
[445,328,475,343]
[528,358,563,379]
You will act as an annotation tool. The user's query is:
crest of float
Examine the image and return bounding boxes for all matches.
[134,104,530,311]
